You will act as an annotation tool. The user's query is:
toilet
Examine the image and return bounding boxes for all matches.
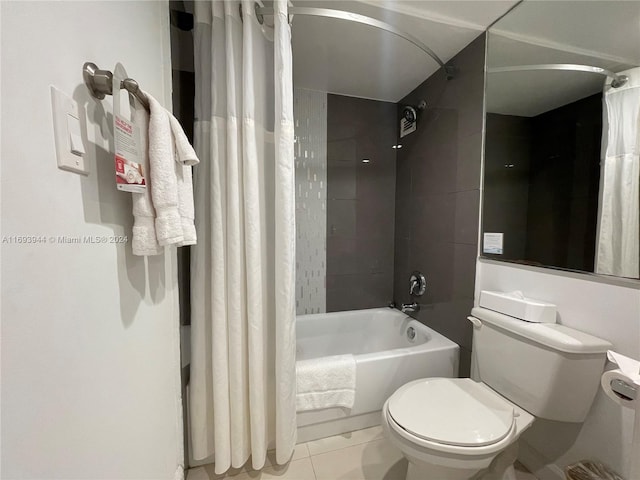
[382,306,612,480]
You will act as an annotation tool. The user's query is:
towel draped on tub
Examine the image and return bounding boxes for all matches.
[296,354,356,412]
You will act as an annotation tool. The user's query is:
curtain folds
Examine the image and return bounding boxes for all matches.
[596,67,640,278]
[190,0,296,473]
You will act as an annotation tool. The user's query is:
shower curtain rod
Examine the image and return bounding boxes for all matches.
[254,5,448,71]
[488,64,628,88]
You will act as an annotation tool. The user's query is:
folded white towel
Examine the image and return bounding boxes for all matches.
[131,99,162,256]
[296,354,356,412]
[167,113,198,246]
[146,92,184,246]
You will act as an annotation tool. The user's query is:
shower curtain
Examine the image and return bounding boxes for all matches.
[596,67,640,278]
[190,0,296,473]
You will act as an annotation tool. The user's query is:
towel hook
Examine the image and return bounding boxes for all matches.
[82,62,149,111]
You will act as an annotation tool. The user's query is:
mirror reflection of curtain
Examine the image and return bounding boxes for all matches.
[596,67,640,278]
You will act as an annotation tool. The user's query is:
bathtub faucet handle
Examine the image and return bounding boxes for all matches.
[409,271,426,296]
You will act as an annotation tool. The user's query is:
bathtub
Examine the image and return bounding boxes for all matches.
[296,307,459,443]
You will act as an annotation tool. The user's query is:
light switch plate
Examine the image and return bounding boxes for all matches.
[51,86,89,175]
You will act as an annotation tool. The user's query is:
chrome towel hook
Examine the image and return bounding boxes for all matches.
[82,62,150,111]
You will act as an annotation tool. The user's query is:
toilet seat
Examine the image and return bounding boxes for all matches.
[387,378,517,449]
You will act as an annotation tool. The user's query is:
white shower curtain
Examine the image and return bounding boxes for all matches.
[596,67,640,278]
[190,0,296,473]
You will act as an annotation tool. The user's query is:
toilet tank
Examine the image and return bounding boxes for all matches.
[470,307,612,423]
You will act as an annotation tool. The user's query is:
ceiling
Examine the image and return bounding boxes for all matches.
[291,0,518,102]
[486,1,640,117]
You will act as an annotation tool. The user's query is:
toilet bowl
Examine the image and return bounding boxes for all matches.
[381,306,612,480]
[381,378,534,480]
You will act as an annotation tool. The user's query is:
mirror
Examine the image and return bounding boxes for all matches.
[482,1,640,279]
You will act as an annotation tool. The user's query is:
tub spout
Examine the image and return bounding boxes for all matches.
[401,302,419,313]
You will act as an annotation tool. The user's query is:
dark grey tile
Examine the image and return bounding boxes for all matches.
[394,196,412,240]
[326,236,358,276]
[393,237,410,304]
[414,108,459,153]
[409,240,454,304]
[327,199,356,237]
[356,134,397,161]
[327,164,356,200]
[357,272,394,309]
[328,95,396,146]
[456,133,482,192]
[451,71,484,112]
[416,299,474,350]
[435,77,459,110]
[412,193,456,244]
[355,198,395,239]
[395,152,412,199]
[356,157,396,200]
[327,139,357,165]
[326,273,393,312]
[454,190,480,245]
[411,142,457,196]
[453,243,478,300]
[486,112,531,137]
[355,234,394,274]
[459,347,472,378]
[457,105,485,142]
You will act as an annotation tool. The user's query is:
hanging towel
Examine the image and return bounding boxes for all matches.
[131,99,162,256]
[296,354,356,412]
[168,113,199,246]
[146,92,184,246]
[130,93,199,254]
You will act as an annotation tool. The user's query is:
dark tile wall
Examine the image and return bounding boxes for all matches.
[393,34,486,377]
[483,94,602,272]
[483,113,532,260]
[525,93,601,271]
[326,94,397,312]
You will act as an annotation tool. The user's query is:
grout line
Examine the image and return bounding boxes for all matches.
[308,453,319,480]
[308,433,384,458]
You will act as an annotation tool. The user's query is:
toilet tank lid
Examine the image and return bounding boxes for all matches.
[471,307,612,354]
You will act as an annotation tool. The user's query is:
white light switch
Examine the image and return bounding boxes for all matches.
[51,86,88,175]
[67,114,85,156]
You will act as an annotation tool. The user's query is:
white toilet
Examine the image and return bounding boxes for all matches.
[382,306,612,480]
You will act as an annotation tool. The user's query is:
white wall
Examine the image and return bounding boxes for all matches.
[1,2,183,479]
[476,259,640,479]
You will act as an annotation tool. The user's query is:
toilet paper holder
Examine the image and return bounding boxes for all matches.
[610,378,637,401]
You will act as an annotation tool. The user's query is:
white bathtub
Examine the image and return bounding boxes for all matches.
[296,307,459,443]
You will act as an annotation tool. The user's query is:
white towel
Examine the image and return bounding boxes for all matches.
[167,113,199,246]
[296,354,356,412]
[131,100,162,256]
[130,92,199,254]
[146,92,184,246]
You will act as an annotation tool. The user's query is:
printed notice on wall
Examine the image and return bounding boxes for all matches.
[483,232,504,254]
[112,62,146,193]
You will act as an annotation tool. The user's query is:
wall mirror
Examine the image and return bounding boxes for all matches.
[482,1,640,279]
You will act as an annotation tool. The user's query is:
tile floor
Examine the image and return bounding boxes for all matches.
[187,426,538,480]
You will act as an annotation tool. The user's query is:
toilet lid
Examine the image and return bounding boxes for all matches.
[387,378,516,447]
